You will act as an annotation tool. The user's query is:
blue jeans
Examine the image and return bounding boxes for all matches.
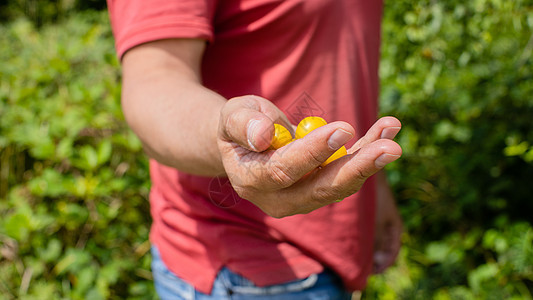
[151,247,352,300]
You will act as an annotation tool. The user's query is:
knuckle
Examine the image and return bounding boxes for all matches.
[311,186,335,203]
[311,185,339,204]
[222,113,238,139]
[267,163,297,188]
[354,167,372,179]
[304,147,326,166]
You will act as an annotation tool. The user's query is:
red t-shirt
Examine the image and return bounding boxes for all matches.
[108,0,382,294]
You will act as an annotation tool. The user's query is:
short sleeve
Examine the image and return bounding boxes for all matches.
[107,0,217,59]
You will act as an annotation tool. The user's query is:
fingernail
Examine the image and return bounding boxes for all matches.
[328,129,353,150]
[381,127,401,139]
[247,119,261,151]
[375,153,401,168]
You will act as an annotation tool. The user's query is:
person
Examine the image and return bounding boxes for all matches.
[107,0,403,299]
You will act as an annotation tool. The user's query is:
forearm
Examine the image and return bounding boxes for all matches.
[121,40,227,176]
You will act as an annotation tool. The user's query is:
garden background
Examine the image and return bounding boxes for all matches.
[0,0,532,299]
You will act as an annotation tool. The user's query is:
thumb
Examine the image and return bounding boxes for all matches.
[219,96,275,152]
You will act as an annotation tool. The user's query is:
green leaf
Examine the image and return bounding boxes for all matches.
[425,242,451,263]
[38,239,62,263]
[97,140,112,165]
[54,249,91,275]
[467,263,499,292]
[28,168,69,197]
[75,266,96,295]
[482,229,508,253]
[30,138,56,160]
[56,138,74,159]
[504,141,529,157]
[75,145,99,170]
[3,213,31,241]
[49,57,69,74]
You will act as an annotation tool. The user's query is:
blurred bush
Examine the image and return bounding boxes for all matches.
[0,0,106,26]
[0,12,155,299]
[365,0,533,298]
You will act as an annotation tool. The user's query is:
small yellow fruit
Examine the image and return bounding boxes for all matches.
[321,145,347,167]
[269,124,293,149]
[295,116,327,139]
[273,116,347,166]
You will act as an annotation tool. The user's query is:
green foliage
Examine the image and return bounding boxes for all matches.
[0,0,107,26]
[365,0,533,298]
[0,12,155,299]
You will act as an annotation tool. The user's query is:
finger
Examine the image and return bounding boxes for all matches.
[247,95,295,137]
[262,121,355,189]
[272,139,402,215]
[308,139,402,203]
[220,96,290,152]
[248,138,400,217]
[260,102,295,136]
[348,116,401,154]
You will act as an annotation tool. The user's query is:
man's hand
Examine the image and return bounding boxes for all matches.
[218,96,403,218]
[122,38,404,219]
[373,171,403,274]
